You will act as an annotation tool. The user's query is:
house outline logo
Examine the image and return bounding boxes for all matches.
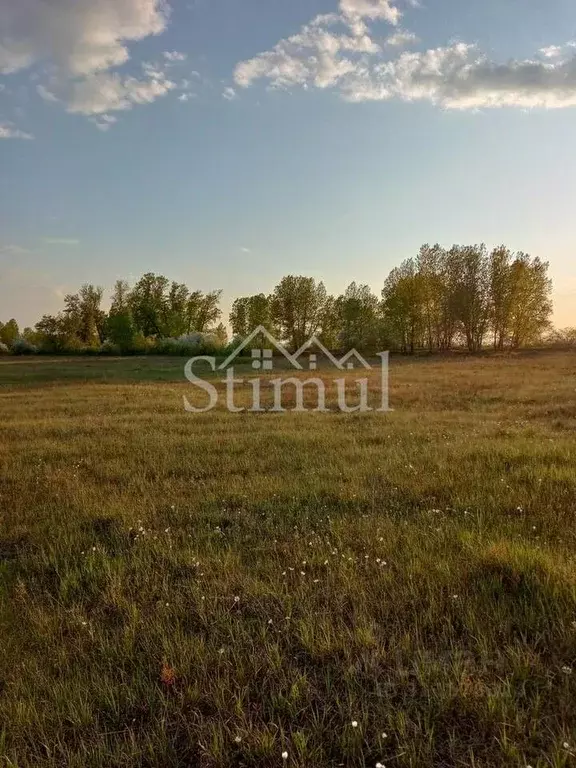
[184,326,392,414]
[218,326,373,373]
[218,326,303,370]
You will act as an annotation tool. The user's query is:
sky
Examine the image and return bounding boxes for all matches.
[1,0,576,329]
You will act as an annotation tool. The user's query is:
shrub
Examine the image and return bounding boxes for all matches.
[152,338,203,357]
[0,341,10,355]
[11,338,38,355]
[100,341,122,356]
[131,332,156,355]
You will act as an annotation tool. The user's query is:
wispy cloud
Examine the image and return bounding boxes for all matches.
[64,65,176,116]
[163,51,188,63]
[43,238,80,246]
[0,122,33,140]
[385,29,419,47]
[0,244,31,255]
[89,114,118,131]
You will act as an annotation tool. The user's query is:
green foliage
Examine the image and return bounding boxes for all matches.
[230,294,272,336]
[336,282,381,353]
[8,249,554,358]
[99,340,122,356]
[11,338,38,355]
[105,310,136,352]
[0,318,19,346]
[270,276,328,350]
[383,244,553,353]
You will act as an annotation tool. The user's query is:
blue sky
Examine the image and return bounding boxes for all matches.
[1,0,575,328]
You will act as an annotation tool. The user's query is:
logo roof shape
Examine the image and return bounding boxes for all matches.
[292,335,344,369]
[218,326,303,370]
[338,349,372,369]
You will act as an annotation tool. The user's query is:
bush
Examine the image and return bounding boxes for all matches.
[131,332,156,355]
[0,341,10,355]
[11,338,38,355]
[147,333,227,357]
[100,341,122,356]
[152,338,203,357]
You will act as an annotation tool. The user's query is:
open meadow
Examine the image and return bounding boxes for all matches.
[1,351,576,768]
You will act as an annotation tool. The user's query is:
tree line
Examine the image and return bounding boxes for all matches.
[0,244,561,356]
[232,244,554,353]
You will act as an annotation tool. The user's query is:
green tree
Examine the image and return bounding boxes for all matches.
[382,260,425,353]
[448,244,490,353]
[129,273,170,337]
[229,297,249,336]
[337,282,380,352]
[488,246,515,350]
[162,282,190,337]
[0,318,19,347]
[35,312,81,352]
[270,276,328,350]
[213,322,228,347]
[230,294,271,336]
[508,254,552,347]
[186,290,222,333]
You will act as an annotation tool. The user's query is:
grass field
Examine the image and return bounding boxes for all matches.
[1,351,576,767]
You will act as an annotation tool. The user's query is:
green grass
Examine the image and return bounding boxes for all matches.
[1,351,576,767]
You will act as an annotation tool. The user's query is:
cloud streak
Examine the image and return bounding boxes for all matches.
[43,238,80,246]
[0,122,33,139]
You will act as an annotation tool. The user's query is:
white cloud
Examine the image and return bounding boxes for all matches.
[43,238,80,245]
[0,0,169,77]
[385,29,419,47]
[341,44,576,109]
[90,114,118,131]
[234,0,576,112]
[36,83,59,102]
[0,122,33,139]
[65,67,175,115]
[223,86,237,100]
[163,50,187,63]
[0,0,174,126]
[234,0,402,91]
[340,0,400,26]
[234,10,383,91]
[178,92,191,102]
[0,244,30,254]
[540,46,563,59]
